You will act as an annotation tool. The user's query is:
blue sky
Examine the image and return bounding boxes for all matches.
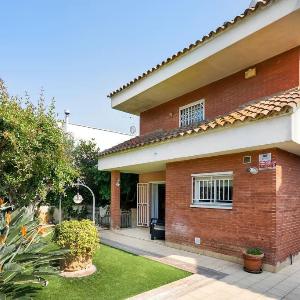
[0,0,250,134]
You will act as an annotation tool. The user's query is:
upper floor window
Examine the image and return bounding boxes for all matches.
[179,99,205,127]
[192,172,233,208]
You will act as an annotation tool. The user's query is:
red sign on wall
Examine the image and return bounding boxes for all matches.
[259,153,276,170]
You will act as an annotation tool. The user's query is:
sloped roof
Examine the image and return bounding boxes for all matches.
[100,87,300,156]
[107,0,274,98]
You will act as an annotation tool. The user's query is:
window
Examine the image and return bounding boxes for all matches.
[243,156,252,164]
[179,100,205,127]
[192,172,233,208]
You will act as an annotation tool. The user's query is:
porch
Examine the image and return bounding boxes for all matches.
[101,228,300,300]
[109,170,166,230]
[100,227,231,276]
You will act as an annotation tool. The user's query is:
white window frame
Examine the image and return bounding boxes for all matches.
[179,99,205,127]
[191,171,233,209]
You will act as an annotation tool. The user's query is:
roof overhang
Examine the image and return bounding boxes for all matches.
[98,109,300,173]
[110,0,300,115]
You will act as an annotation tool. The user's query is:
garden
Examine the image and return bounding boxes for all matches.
[0,80,190,299]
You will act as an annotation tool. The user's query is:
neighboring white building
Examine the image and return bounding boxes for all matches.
[62,111,133,151]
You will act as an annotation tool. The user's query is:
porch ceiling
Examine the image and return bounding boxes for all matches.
[98,111,300,173]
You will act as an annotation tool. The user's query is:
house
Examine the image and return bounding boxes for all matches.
[98,0,300,272]
[62,110,133,151]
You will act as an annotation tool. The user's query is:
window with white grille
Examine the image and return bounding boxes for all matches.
[192,172,233,208]
[179,100,205,127]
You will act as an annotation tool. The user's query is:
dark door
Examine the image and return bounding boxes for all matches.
[157,184,165,222]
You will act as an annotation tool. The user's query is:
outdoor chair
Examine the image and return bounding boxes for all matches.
[150,218,165,240]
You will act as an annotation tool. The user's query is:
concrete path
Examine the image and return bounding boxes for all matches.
[100,228,300,300]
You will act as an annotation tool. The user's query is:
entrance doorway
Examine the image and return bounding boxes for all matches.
[137,182,165,227]
[151,183,165,222]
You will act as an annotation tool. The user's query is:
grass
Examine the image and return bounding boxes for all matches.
[32,244,190,300]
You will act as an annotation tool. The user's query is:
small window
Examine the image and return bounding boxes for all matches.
[192,172,233,208]
[179,100,205,127]
[243,156,252,164]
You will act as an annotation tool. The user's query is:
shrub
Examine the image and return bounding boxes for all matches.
[246,247,263,256]
[0,206,67,299]
[53,220,99,271]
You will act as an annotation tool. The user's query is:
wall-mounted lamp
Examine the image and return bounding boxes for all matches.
[116,179,120,187]
[247,167,259,175]
[245,67,256,79]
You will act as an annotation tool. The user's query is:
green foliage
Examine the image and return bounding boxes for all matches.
[53,220,99,259]
[0,206,67,299]
[0,79,78,206]
[72,140,138,208]
[246,247,263,255]
[48,140,111,216]
[33,245,190,300]
[73,140,111,206]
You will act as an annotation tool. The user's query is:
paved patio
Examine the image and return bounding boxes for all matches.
[100,228,300,300]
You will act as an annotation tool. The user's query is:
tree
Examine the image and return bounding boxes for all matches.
[0,79,78,206]
[72,140,110,206]
[54,140,138,217]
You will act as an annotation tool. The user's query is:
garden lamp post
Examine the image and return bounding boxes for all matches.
[59,179,96,224]
[74,178,96,223]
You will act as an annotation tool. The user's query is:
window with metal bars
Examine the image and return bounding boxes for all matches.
[192,172,233,207]
[179,100,205,127]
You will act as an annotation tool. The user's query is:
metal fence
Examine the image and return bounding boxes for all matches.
[99,210,132,228]
[120,210,131,228]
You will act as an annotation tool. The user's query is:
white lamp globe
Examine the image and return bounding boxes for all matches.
[73,193,83,204]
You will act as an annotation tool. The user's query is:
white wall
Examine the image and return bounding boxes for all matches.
[66,123,132,151]
[98,113,299,172]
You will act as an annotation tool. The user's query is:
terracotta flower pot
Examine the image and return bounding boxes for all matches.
[62,255,92,272]
[243,251,264,273]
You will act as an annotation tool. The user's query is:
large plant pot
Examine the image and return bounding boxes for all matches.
[63,255,92,272]
[243,251,264,273]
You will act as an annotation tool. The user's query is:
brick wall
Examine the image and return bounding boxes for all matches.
[139,171,165,183]
[140,47,300,135]
[276,150,300,263]
[110,171,121,229]
[165,149,278,265]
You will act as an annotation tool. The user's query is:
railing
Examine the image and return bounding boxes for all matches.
[120,210,131,228]
[99,209,132,228]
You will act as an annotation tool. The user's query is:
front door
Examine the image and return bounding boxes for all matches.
[137,183,150,227]
[151,183,165,222]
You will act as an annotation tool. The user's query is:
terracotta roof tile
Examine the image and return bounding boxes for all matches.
[100,88,300,157]
[107,0,274,98]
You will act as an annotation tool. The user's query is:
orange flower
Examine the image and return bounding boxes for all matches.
[5,212,11,225]
[37,226,45,235]
[21,226,27,237]
[0,234,6,245]
[0,198,4,205]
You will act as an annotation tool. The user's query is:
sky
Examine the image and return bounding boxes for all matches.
[0,0,250,134]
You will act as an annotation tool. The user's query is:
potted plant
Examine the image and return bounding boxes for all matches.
[53,219,99,272]
[243,247,264,273]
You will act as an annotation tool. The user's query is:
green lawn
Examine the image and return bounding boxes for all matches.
[32,244,190,300]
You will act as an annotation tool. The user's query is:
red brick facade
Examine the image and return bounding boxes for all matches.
[165,149,278,265]
[110,171,121,229]
[139,171,165,183]
[276,150,300,263]
[135,149,299,267]
[109,47,300,269]
[140,47,300,135]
